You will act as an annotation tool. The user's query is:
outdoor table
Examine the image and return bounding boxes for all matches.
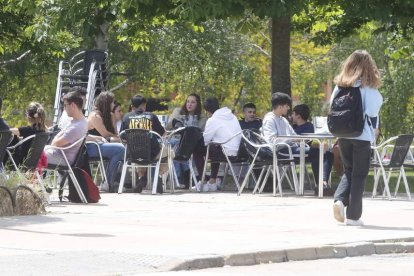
[276,133,336,197]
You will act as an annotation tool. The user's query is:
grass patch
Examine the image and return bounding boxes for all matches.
[329,170,414,194]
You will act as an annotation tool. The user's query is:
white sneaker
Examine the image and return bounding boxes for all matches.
[346,219,364,226]
[333,201,345,223]
[100,181,109,192]
[192,181,209,192]
[207,183,218,192]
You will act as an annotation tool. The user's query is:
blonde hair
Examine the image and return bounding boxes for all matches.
[26,102,46,131]
[334,50,381,88]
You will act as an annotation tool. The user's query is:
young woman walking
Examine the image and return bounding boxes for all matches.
[332,50,383,226]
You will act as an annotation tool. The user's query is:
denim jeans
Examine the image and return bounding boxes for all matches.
[334,138,371,220]
[86,142,125,190]
[308,148,334,182]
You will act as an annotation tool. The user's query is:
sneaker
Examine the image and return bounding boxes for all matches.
[346,219,364,226]
[192,181,209,192]
[44,185,53,194]
[207,183,218,192]
[133,176,146,193]
[333,200,345,223]
[100,181,109,192]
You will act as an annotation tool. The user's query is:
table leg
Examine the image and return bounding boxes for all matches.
[299,140,305,195]
[318,139,324,198]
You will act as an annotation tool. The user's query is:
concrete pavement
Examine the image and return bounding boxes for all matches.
[0,192,413,275]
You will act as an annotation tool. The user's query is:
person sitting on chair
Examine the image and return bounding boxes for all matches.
[166,93,207,130]
[112,101,123,134]
[193,97,242,192]
[262,92,304,158]
[86,92,125,192]
[9,102,47,167]
[57,86,87,131]
[0,98,9,131]
[120,95,165,193]
[166,93,207,189]
[239,102,262,131]
[291,104,334,190]
[45,89,88,166]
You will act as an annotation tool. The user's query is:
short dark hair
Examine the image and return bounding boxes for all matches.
[68,86,87,96]
[243,102,256,111]
[293,104,311,121]
[204,97,220,114]
[63,91,84,109]
[131,95,147,108]
[271,92,291,109]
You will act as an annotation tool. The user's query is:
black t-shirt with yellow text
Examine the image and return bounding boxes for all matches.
[120,111,165,136]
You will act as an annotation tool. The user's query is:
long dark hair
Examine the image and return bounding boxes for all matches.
[93,91,116,134]
[180,93,202,116]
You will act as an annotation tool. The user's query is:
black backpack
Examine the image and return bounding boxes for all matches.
[327,86,364,137]
[174,126,203,161]
[242,130,273,162]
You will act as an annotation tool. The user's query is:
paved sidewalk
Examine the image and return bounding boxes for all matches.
[0,192,413,275]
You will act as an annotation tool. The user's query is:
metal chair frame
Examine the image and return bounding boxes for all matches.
[45,136,88,203]
[199,131,246,192]
[117,129,166,195]
[6,132,52,203]
[238,130,298,197]
[371,134,414,200]
[85,141,109,190]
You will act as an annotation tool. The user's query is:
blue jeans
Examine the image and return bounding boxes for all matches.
[86,143,125,189]
[308,148,334,182]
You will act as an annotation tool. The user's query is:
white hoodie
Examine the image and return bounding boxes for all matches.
[203,107,242,156]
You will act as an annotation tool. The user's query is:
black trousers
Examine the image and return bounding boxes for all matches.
[334,138,371,220]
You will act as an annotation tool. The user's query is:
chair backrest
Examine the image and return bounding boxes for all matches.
[174,126,203,161]
[0,130,13,163]
[242,129,273,162]
[124,129,161,165]
[21,132,52,171]
[388,134,414,167]
[83,50,107,75]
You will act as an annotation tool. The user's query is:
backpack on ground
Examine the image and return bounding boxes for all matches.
[66,147,100,203]
[69,167,101,203]
[327,86,364,137]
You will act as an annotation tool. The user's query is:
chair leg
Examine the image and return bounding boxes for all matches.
[400,167,411,200]
[200,147,210,192]
[372,167,380,197]
[189,157,197,190]
[67,169,88,203]
[380,166,392,200]
[117,164,128,194]
[237,153,258,195]
[291,162,299,195]
[258,166,271,194]
[226,162,241,191]
[252,167,266,194]
[152,159,162,195]
[35,171,50,205]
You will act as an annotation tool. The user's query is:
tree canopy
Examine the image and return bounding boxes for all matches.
[1,0,414,135]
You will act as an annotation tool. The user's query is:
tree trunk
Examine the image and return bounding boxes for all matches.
[94,21,109,50]
[271,15,291,97]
